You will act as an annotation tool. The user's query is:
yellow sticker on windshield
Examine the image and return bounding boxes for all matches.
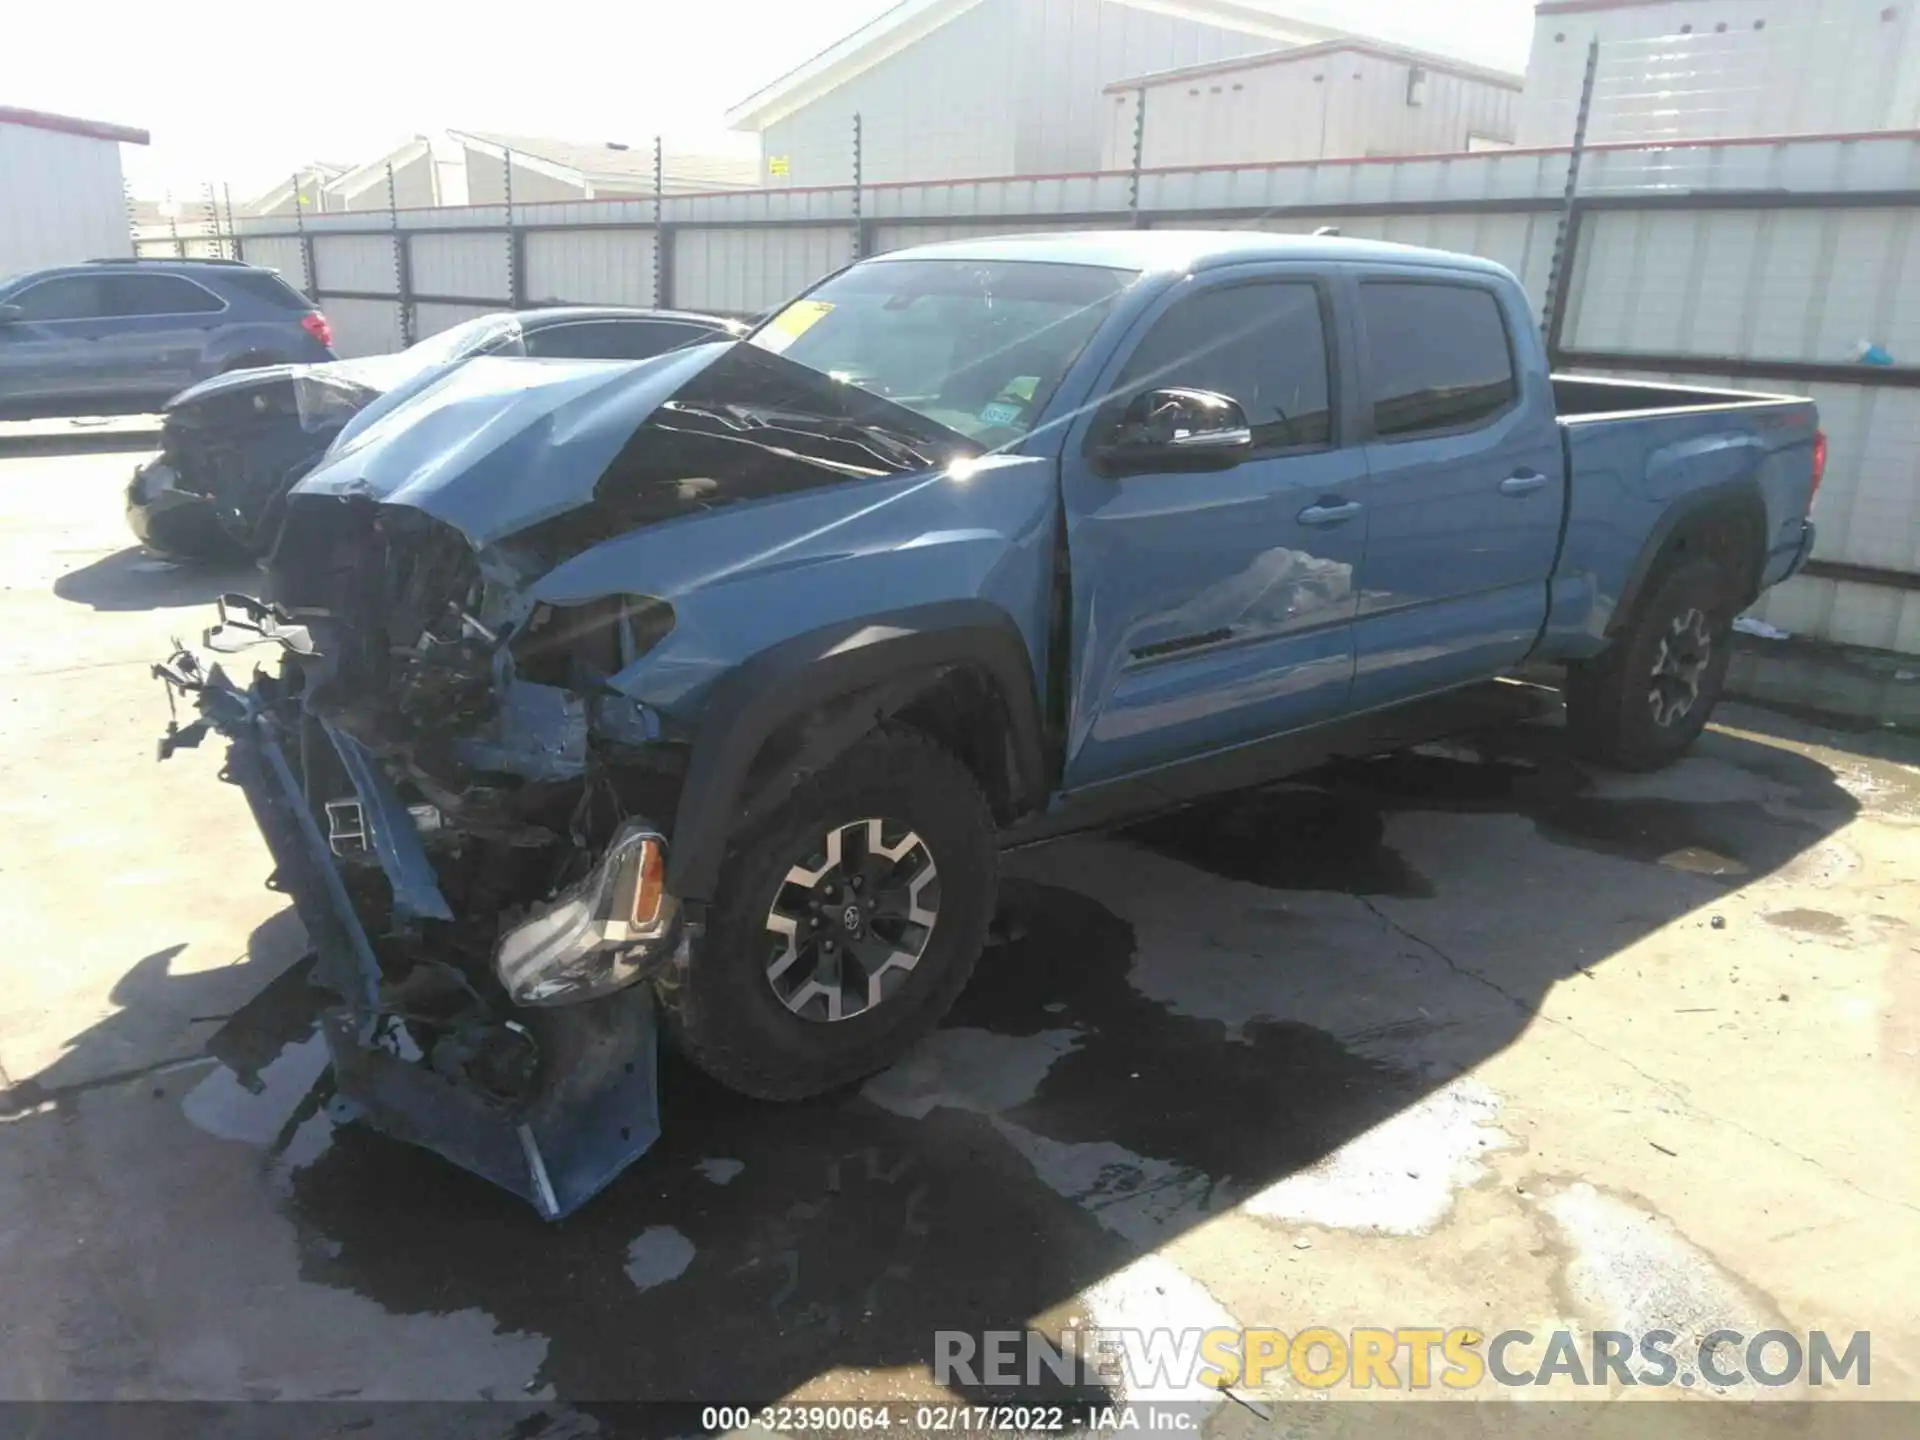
[1003,375,1041,402]
[752,300,835,355]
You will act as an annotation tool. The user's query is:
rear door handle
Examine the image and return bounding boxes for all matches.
[1499,470,1549,497]
[1297,500,1363,527]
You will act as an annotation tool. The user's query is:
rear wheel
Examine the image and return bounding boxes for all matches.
[1565,556,1735,770]
[659,726,997,1100]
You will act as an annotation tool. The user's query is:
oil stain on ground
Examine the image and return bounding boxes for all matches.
[190,714,1861,1404]
[1124,720,1859,893]
[192,879,1427,1405]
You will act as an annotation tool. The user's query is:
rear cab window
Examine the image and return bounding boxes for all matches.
[1358,279,1517,439]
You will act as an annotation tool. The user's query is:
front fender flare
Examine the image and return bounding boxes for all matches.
[664,600,1046,904]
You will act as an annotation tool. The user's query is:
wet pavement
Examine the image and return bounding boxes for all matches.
[2,449,1918,1425]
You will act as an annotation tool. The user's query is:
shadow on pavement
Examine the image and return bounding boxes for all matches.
[0,705,1882,1408]
[53,545,257,613]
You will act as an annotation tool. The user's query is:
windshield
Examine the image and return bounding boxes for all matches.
[748,259,1136,445]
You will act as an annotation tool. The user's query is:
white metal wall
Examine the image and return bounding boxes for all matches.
[322,297,405,358]
[410,232,510,303]
[0,123,133,276]
[1102,50,1517,170]
[240,234,308,291]
[312,233,398,295]
[673,227,855,314]
[1517,1,1920,147]
[230,130,1920,655]
[1564,206,1920,364]
[525,229,659,306]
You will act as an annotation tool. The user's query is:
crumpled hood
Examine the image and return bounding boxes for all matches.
[289,340,976,561]
[166,363,305,410]
[292,344,732,549]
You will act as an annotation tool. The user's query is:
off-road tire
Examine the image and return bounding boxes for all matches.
[1565,556,1735,771]
[658,726,998,1100]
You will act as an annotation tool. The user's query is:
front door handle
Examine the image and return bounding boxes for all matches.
[1499,470,1549,497]
[1297,500,1363,527]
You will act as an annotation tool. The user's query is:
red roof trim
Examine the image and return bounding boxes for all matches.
[1536,0,1723,13]
[0,106,149,145]
[1103,39,1524,95]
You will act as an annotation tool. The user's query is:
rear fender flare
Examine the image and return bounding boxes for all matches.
[664,600,1046,904]
[1609,479,1767,637]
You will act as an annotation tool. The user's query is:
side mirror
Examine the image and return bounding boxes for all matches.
[1095,387,1252,471]
[0,304,22,325]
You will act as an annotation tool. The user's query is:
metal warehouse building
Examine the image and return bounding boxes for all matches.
[1099,38,1520,170]
[1517,0,1920,145]
[0,107,148,277]
[727,0,1375,186]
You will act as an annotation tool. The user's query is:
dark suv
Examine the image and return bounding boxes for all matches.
[0,258,333,420]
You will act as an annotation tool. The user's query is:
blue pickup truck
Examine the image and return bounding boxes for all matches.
[159,232,1820,1214]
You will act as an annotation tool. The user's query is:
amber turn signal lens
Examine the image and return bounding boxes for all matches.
[628,839,665,929]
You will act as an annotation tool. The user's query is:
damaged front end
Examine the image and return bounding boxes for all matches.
[155,540,689,1216]
[155,340,1005,1214]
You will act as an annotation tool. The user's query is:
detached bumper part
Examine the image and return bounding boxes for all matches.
[496,822,680,1006]
[153,654,663,1219]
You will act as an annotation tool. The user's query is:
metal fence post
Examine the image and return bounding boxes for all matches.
[851,111,869,260]
[654,136,675,309]
[1541,36,1600,353]
[292,171,316,300]
[202,182,221,260]
[166,196,181,258]
[504,147,525,309]
[223,182,241,262]
[1128,87,1149,227]
[388,161,414,348]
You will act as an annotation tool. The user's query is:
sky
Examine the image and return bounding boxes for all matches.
[10,0,1538,202]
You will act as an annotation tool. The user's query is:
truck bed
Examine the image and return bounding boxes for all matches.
[1544,373,1819,650]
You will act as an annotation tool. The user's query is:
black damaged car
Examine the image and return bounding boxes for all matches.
[125,306,743,559]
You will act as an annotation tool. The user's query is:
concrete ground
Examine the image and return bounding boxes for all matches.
[1,437,1916,1431]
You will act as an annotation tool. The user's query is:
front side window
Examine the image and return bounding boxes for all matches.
[1114,281,1333,450]
[1360,282,1516,438]
[750,259,1136,445]
[105,274,225,316]
[10,276,109,321]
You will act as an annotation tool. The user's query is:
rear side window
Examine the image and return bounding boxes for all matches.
[1116,281,1332,450]
[10,275,109,321]
[524,319,720,361]
[219,269,313,309]
[1360,282,1515,438]
[105,274,225,316]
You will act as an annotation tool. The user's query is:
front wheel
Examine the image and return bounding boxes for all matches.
[658,726,998,1100]
[1565,556,1735,771]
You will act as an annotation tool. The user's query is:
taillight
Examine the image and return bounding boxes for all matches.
[1810,428,1828,500]
[301,310,334,350]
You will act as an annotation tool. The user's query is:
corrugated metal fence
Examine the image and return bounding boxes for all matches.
[143,129,1920,654]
